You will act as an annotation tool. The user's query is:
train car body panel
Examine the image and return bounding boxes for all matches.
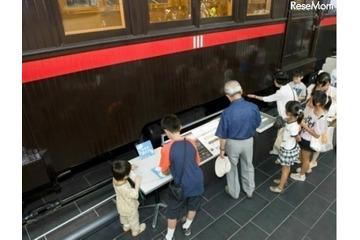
[23,33,284,174]
[22,0,336,195]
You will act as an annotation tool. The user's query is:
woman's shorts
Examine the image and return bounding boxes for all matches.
[299,138,316,152]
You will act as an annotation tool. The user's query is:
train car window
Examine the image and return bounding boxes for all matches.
[200,0,233,18]
[148,0,191,23]
[246,0,271,16]
[58,0,126,35]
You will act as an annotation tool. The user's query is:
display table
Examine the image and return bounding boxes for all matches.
[128,111,275,228]
[22,149,59,194]
[253,112,276,165]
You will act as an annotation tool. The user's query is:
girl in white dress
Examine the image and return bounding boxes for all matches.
[270,101,303,193]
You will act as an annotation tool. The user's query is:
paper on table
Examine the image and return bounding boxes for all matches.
[151,166,166,179]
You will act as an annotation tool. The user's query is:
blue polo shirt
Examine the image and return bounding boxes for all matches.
[215,98,261,140]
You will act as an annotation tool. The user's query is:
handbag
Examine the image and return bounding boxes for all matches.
[168,138,186,200]
[310,127,334,152]
[274,116,285,129]
[274,127,285,152]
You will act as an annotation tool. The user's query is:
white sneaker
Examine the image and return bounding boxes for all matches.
[309,161,318,168]
[290,173,306,181]
[296,167,312,173]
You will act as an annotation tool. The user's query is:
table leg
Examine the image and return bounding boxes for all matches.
[139,190,167,229]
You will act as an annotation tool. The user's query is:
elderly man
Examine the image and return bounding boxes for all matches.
[215,80,261,199]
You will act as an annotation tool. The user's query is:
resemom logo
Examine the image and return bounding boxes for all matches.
[290,1,335,11]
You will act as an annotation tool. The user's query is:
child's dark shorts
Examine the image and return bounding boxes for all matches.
[166,195,202,220]
[299,138,316,152]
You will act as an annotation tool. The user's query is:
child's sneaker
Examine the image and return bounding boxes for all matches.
[290,173,306,181]
[132,223,146,237]
[183,227,191,236]
[296,167,312,173]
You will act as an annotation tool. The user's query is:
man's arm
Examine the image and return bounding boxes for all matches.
[219,138,227,158]
[248,89,283,103]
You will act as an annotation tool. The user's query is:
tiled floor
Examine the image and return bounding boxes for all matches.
[22,149,336,240]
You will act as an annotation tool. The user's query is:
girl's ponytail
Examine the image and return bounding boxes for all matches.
[324,96,332,111]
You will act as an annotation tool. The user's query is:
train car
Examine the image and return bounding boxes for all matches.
[22,0,336,198]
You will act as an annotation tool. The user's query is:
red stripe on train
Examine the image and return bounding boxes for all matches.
[320,16,336,27]
[22,23,286,83]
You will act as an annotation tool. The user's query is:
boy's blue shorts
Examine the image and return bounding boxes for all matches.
[166,195,202,220]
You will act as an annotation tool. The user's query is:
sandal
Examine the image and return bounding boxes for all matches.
[296,167,312,174]
[273,179,288,186]
[270,186,284,194]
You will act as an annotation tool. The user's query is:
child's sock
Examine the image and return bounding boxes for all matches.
[182,219,193,229]
[124,224,130,228]
[165,228,175,240]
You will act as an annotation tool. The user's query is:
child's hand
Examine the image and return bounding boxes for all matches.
[135,175,141,184]
[162,169,171,175]
[131,164,138,170]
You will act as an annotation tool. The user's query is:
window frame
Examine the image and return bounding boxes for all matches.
[245,0,273,21]
[198,0,235,25]
[56,0,132,44]
[147,0,194,31]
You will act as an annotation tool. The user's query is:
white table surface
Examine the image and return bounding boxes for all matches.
[129,148,173,195]
[129,111,275,195]
[258,112,276,133]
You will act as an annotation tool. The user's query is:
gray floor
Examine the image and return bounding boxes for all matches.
[22,149,336,240]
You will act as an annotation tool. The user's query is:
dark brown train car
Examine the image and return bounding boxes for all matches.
[22,0,336,196]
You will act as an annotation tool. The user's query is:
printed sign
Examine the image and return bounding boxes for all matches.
[135,140,155,160]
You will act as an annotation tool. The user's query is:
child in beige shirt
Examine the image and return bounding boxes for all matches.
[112,160,146,236]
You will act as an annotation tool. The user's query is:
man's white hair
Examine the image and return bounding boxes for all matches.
[224,80,242,96]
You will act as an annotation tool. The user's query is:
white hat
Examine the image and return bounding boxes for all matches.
[215,156,231,177]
